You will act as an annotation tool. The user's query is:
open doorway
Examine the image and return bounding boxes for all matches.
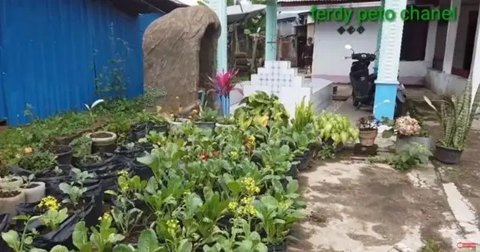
[464,10,478,71]
[296,25,307,69]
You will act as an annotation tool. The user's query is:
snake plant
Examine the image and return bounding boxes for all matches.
[424,76,480,150]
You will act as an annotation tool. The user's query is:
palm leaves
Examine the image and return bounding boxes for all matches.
[424,76,480,150]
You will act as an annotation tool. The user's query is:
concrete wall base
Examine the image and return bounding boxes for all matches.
[426,69,467,96]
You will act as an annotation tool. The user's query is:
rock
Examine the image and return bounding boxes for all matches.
[143,6,220,113]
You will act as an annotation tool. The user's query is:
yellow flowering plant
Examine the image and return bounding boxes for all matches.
[37,196,61,212]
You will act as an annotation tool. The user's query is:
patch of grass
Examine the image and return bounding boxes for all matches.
[419,239,443,252]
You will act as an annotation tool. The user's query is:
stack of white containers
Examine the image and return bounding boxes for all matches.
[244,61,311,118]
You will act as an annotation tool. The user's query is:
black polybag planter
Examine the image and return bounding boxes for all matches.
[85,158,127,192]
[54,145,73,166]
[114,145,145,159]
[286,164,298,179]
[74,153,115,171]
[295,149,314,172]
[10,166,32,176]
[0,214,12,252]
[81,198,99,228]
[130,123,148,141]
[32,213,80,250]
[218,214,234,231]
[16,202,39,216]
[147,122,169,134]
[129,122,168,141]
[83,179,103,226]
[36,166,72,198]
[267,242,287,252]
[131,161,153,181]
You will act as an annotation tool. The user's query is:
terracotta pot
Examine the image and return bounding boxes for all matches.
[86,131,117,153]
[0,191,25,219]
[359,129,378,146]
[0,176,23,191]
[21,182,46,203]
[434,144,463,164]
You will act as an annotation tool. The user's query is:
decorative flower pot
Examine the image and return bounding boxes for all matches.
[21,182,46,203]
[0,190,25,219]
[359,129,378,147]
[53,145,73,166]
[395,135,434,153]
[0,176,23,191]
[434,144,463,164]
[86,131,117,153]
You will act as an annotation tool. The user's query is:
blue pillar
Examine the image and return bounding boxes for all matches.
[265,0,277,61]
[211,0,228,72]
[374,0,407,120]
[373,0,384,75]
[374,84,398,119]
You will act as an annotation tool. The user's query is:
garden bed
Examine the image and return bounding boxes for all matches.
[0,92,329,251]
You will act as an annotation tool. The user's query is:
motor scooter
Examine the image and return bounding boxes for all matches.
[344,44,406,118]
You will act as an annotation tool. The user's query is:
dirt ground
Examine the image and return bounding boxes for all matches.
[287,157,457,252]
[435,127,480,218]
[406,87,480,219]
[285,87,479,251]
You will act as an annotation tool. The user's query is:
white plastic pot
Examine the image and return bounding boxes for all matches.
[21,182,46,203]
[0,190,25,218]
[0,176,23,191]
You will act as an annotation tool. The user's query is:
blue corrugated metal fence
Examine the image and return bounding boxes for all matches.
[0,0,158,125]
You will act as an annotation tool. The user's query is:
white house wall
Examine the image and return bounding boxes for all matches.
[312,8,427,85]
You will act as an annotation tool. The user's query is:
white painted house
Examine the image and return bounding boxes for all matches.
[278,0,480,99]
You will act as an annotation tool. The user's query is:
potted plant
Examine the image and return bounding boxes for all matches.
[195,107,218,130]
[207,68,241,116]
[424,76,480,164]
[84,99,117,153]
[382,116,433,153]
[315,112,359,150]
[253,195,304,252]
[18,150,57,172]
[357,116,379,146]
[0,157,23,191]
[0,184,25,220]
[131,111,169,140]
[52,145,73,166]
[20,174,45,203]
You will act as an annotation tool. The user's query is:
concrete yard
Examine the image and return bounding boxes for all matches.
[286,86,480,251]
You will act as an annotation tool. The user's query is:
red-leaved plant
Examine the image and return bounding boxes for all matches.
[207,68,242,97]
